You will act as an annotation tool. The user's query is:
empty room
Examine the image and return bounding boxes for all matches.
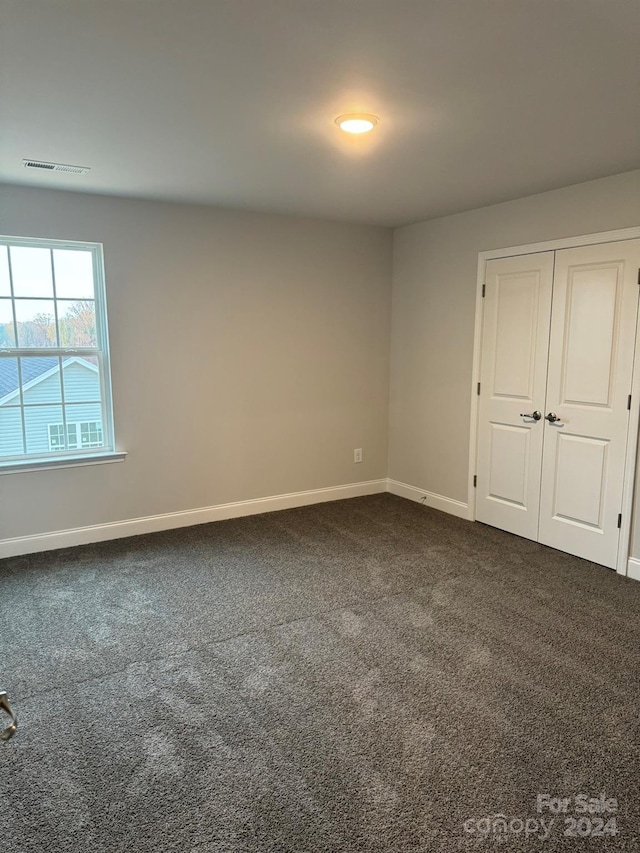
[1,1,639,850]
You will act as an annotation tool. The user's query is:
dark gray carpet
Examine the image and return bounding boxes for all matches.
[1,494,639,852]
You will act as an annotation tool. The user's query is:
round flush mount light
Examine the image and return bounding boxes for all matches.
[335,113,379,134]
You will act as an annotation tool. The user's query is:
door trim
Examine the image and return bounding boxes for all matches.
[468,227,640,576]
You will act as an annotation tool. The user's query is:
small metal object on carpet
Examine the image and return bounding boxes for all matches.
[0,691,18,741]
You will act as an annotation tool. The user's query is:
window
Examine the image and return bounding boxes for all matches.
[48,421,104,451]
[48,422,77,450]
[0,236,115,466]
[79,420,104,448]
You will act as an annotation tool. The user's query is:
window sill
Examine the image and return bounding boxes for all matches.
[0,451,127,475]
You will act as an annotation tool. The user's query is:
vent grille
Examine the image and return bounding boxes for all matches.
[22,159,90,175]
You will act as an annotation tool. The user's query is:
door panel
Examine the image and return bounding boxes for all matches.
[538,240,640,567]
[552,434,608,529]
[561,263,620,406]
[476,253,554,539]
[493,275,541,398]
[488,423,530,507]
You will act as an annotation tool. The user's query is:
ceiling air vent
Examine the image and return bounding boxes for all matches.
[22,159,90,175]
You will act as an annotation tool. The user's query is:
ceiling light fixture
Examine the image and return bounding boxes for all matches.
[335,114,379,134]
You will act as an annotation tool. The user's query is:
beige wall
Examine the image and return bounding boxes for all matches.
[389,169,640,516]
[0,185,392,540]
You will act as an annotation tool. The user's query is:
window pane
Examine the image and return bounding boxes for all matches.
[20,356,62,403]
[15,300,58,347]
[0,299,16,347]
[62,355,102,402]
[0,407,24,456]
[24,404,63,453]
[0,357,19,405]
[10,246,53,298]
[0,247,10,296]
[58,300,97,347]
[53,250,95,299]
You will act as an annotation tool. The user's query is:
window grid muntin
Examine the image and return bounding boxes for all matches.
[0,236,114,463]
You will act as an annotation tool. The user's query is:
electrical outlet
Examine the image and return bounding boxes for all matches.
[354,448,363,463]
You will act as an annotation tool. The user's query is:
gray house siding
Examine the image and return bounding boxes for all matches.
[0,408,23,455]
[61,362,101,403]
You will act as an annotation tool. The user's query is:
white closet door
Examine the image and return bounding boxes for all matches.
[538,239,640,568]
[476,253,554,539]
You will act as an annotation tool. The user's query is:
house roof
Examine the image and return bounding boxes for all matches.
[0,357,97,405]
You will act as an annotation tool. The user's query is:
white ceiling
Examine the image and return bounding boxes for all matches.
[1,0,639,227]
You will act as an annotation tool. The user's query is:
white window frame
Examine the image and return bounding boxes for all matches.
[0,235,123,472]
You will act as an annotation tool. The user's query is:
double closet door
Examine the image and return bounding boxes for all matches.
[476,239,640,569]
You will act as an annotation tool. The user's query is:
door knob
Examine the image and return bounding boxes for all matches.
[520,410,542,421]
[545,412,563,424]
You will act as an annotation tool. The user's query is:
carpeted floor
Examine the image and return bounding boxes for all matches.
[1,493,639,852]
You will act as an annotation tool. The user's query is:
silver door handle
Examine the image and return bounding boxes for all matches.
[0,691,17,741]
[545,412,563,424]
[520,410,542,421]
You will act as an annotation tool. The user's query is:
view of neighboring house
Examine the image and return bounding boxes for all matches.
[0,357,103,457]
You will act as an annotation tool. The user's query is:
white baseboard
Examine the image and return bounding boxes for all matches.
[387,479,471,520]
[1,477,474,560]
[626,557,640,582]
[0,479,387,559]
